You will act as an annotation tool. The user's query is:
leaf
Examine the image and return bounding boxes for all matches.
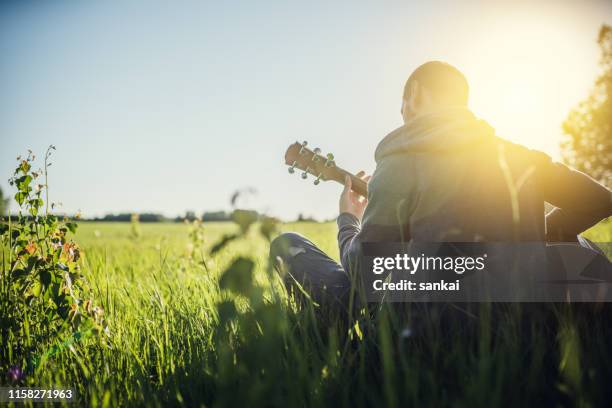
[232,209,258,234]
[15,175,32,191]
[259,216,278,241]
[353,320,364,341]
[39,270,52,286]
[219,257,254,296]
[12,269,28,279]
[31,281,42,297]
[46,215,58,226]
[14,192,27,206]
[65,222,78,234]
[209,233,239,255]
[216,300,238,324]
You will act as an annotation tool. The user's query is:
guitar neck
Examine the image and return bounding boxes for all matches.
[327,166,368,198]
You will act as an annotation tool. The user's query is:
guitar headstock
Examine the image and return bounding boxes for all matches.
[284,141,368,197]
[284,141,338,185]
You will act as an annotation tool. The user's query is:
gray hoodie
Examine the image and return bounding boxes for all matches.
[337,107,612,274]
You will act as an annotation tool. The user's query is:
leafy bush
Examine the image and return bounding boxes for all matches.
[0,147,107,382]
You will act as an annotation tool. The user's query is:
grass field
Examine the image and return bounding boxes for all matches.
[2,219,612,407]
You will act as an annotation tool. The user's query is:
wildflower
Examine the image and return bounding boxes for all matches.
[6,365,24,383]
[25,241,37,255]
[62,242,81,262]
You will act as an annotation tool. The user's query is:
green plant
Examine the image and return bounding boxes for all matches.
[0,186,8,217]
[130,213,141,239]
[0,147,107,381]
[185,217,208,271]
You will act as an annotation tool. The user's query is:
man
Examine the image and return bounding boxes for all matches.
[271,61,612,307]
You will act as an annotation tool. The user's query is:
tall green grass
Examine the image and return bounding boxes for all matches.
[3,220,612,407]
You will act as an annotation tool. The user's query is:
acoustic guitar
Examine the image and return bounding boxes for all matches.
[284,141,368,197]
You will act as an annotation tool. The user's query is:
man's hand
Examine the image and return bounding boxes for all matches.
[339,170,371,222]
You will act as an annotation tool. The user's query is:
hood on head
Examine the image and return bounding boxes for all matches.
[374,107,495,163]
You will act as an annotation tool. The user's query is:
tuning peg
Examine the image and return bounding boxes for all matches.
[312,147,321,162]
[314,173,323,185]
[288,160,297,174]
[302,166,311,179]
[325,153,335,167]
[326,153,334,160]
[299,141,308,155]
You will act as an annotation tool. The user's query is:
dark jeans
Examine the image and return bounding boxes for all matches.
[270,232,609,307]
[270,232,351,308]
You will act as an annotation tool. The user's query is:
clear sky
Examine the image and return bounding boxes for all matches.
[1,0,610,220]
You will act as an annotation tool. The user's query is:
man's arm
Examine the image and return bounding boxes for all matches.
[535,155,612,240]
[337,212,362,270]
[336,172,370,271]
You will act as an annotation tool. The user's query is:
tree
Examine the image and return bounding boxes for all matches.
[562,25,612,187]
[0,186,8,216]
[202,211,231,222]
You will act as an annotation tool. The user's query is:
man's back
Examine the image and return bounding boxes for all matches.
[338,107,611,271]
[396,136,545,242]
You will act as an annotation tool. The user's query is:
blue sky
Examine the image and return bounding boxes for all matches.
[1,0,610,220]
